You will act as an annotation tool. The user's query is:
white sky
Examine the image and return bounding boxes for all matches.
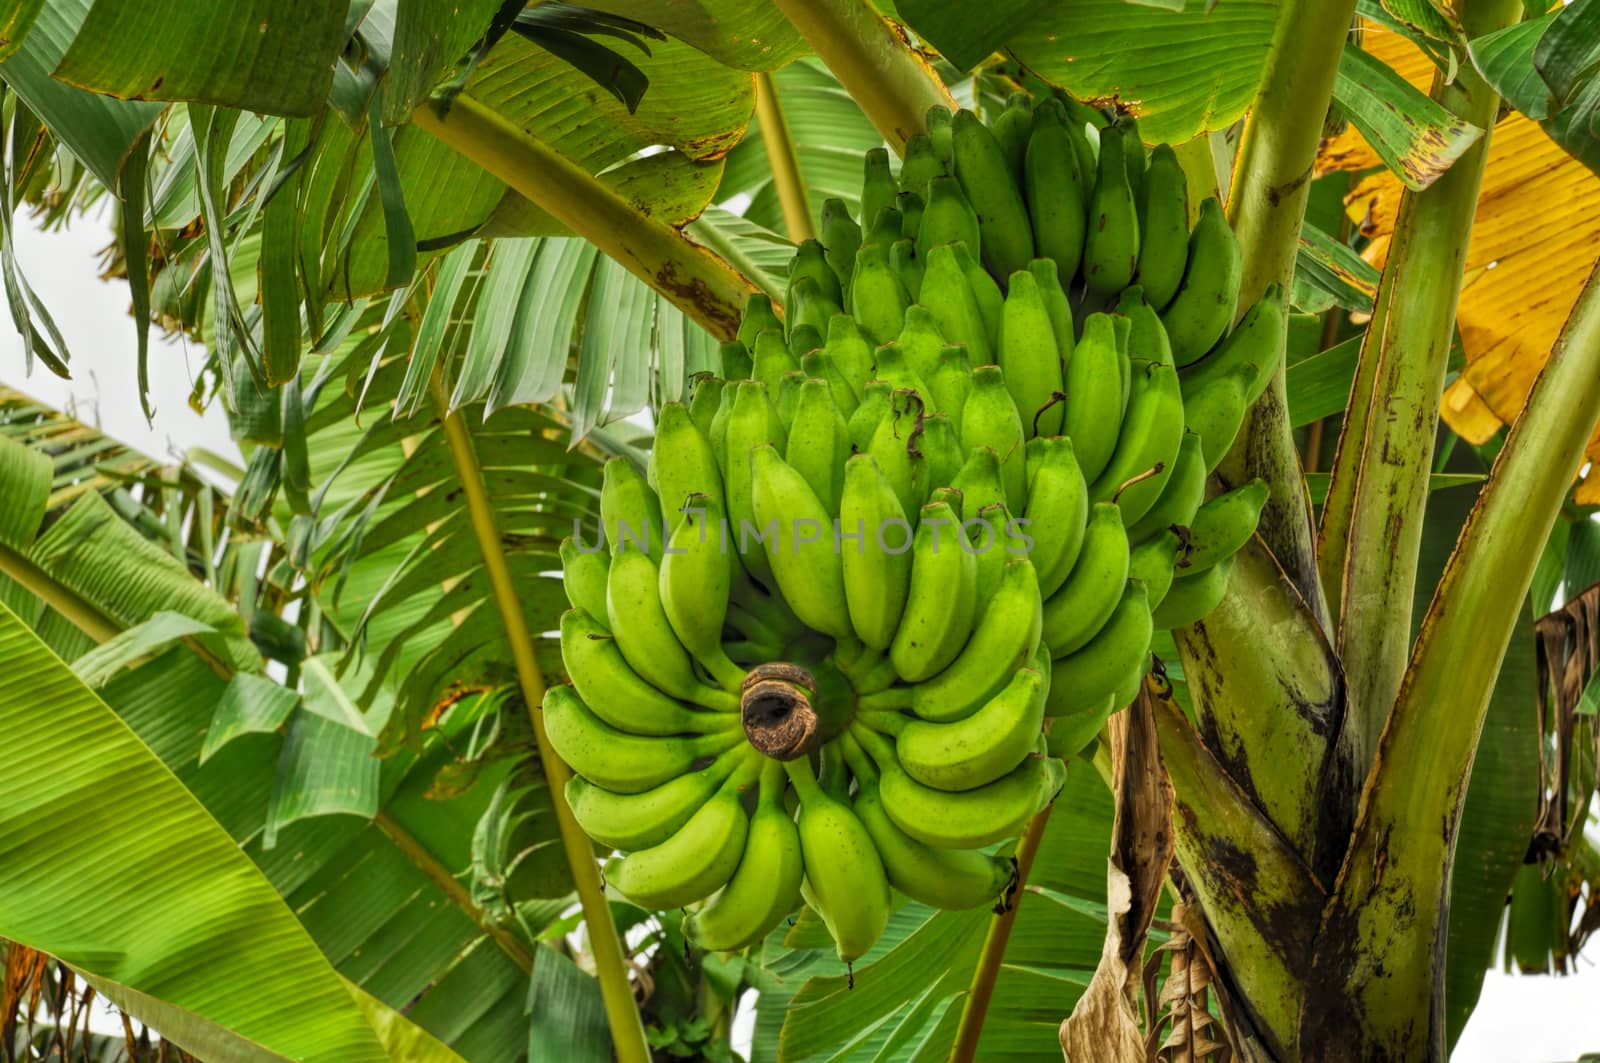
[4,210,1598,1062]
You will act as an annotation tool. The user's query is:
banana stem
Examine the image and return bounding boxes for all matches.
[767,0,955,153]
[755,72,815,242]
[430,378,651,1063]
[1316,0,1522,780]
[1213,0,1359,624]
[949,804,1055,1063]
[412,95,759,341]
[1303,256,1600,1059]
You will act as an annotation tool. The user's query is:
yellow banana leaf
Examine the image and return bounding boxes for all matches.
[1316,26,1600,501]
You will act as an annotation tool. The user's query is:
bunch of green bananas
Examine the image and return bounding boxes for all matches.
[545,94,1281,968]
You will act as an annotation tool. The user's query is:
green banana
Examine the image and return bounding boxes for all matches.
[866,388,927,522]
[999,267,1068,437]
[1061,100,1101,202]
[994,91,1034,181]
[800,349,861,422]
[608,547,731,707]
[737,294,783,349]
[848,379,891,453]
[927,105,954,168]
[561,536,610,630]
[1028,257,1076,362]
[604,761,760,909]
[952,108,1034,279]
[542,685,740,793]
[788,237,844,310]
[710,379,735,464]
[751,444,853,641]
[951,445,1008,523]
[560,609,729,735]
[1185,479,1268,572]
[899,133,944,199]
[918,174,981,262]
[1023,436,1090,598]
[1160,197,1243,366]
[1041,502,1129,657]
[952,242,1004,347]
[867,206,903,249]
[873,338,935,412]
[856,724,1064,849]
[848,240,910,344]
[1119,114,1148,208]
[889,498,978,682]
[891,238,923,301]
[821,198,862,287]
[789,276,842,336]
[688,374,724,440]
[682,759,805,951]
[967,500,1013,618]
[824,313,875,399]
[867,662,1046,791]
[1024,99,1088,284]
[1152,553,1235,629]
[753,329,800,393]
[785,377,853,516]
[659,495,745,691]
[788,755,892,964]
[928,345,973,427]
[720,341,753,381]
[723,380,788,584]
[1044,692,1117,758]
[1082,125,1140,296]
[1128,528,1183,610]
[898,191,924,240]
[919,244,994,364]
[567,743,750,851]
[1127,430,1206,542]
[1063,313,1129,484]
[1179,284,1284,406]
[1134,144,1190,309]
[650,400,723,519]
[840,454,914,651]
[963,364,1028,514]
[841,735,1013,911]
[601,457,664,561]
[862,147,898,229]
[791,324,826,360]
[913,412,964,505]
[896,304,947,382]
[1183,362,1254,473]
[888,557,1042,723]
[776,370,806,428]
[1090,359,1184,526]
[1045,581,1152,716]
[1115,286,1175,368]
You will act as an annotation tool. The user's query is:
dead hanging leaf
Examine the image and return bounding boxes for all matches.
[1060,684,1176,1062]
[1317,23,1600,501]
[1144,901,1233,1062]
[1532,584,1600,867]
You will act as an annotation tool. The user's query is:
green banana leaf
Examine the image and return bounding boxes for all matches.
[580,0,808,70]
[998,0,1283,143]
[50,0,349,116]
[0,389,566,1060]
[0,596,392,1062]
[717,57,887,234]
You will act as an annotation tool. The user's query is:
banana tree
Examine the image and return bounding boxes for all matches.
[2,1,1600,1061]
